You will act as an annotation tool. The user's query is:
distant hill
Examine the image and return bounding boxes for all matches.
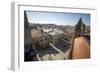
[28,23,90,35]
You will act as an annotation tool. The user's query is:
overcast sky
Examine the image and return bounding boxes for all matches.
[26,11,90,26]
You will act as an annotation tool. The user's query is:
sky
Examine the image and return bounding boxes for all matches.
[26,11,90,26]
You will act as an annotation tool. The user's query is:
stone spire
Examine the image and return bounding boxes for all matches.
[24,11,33,46]
[74,17,85,37]
[24,11,29,28]
[77,18,83,26]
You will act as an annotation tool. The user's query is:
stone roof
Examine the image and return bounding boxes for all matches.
[30,29,43,39]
